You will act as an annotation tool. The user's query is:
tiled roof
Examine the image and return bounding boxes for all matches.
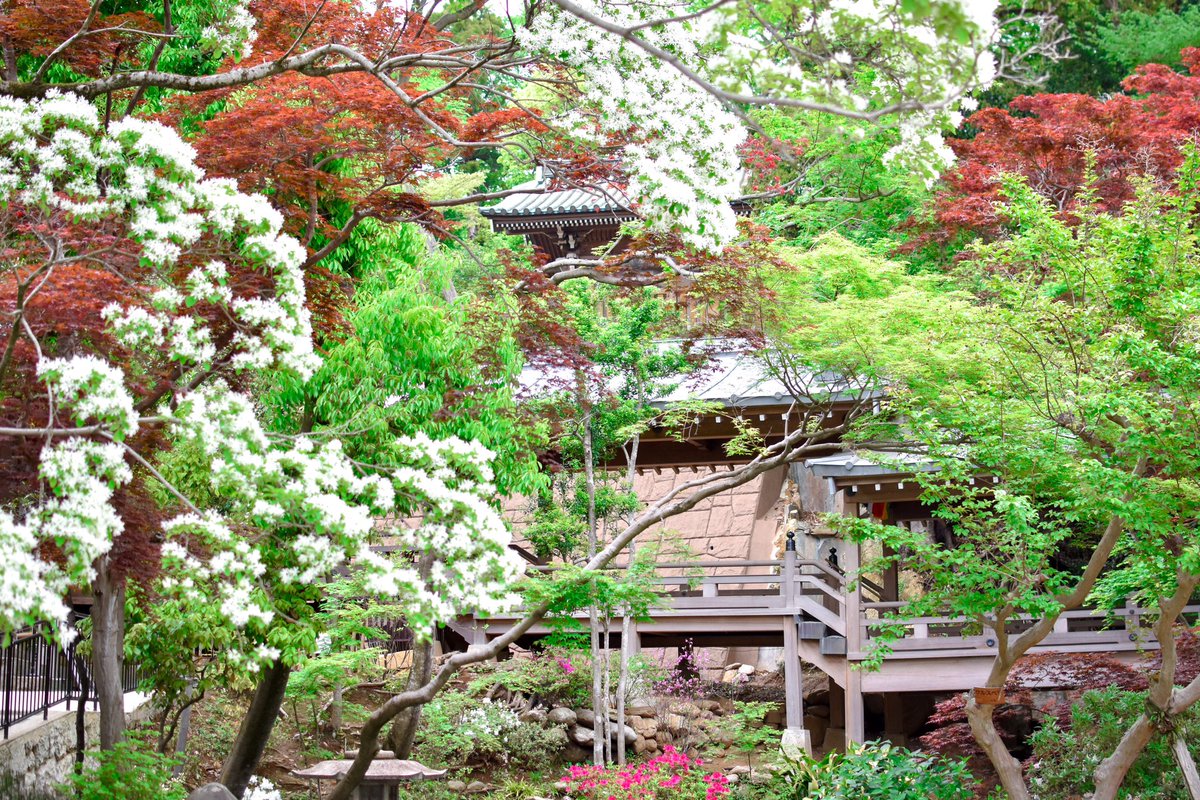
[480,176,633,218]
[803,451,935,478]
[519,341,867,409]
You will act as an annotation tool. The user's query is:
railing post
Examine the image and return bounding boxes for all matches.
[782,529,797,609]
[3,637,14,740]
[42,630,52,720]
[844,538,861,654]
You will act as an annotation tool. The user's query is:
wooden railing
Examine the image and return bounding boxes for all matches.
[858,601,1200,658]
[501,559,1190,661]
[527,557,847,633]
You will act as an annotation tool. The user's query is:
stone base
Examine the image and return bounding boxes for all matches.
[780,727,812,760]
[821,727,846,752]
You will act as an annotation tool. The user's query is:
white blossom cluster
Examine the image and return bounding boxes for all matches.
[519,1,745,252]
[199,0,259,61]
[38,356,139,439]
[0,94,523,657]
[157,415,524,667]
[243,776,282,800]
[705,0,998,185]
[0,439,130,639]
[521,0,999,236]
[460,699,522,738]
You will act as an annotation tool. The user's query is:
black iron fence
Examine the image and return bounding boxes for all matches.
[0,618,139,739]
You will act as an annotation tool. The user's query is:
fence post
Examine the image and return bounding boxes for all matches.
[3,638,14,739]
[42,630,53,720]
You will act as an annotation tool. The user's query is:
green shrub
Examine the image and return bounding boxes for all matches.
[62,730,186,800]
[413,691,565,769]
[1027,687,1200,800]
[767,740,974,800]
[469,649,591,708]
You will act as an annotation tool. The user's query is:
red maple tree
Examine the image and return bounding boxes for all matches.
[909,48,1200,254]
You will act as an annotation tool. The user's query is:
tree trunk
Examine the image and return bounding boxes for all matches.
[1173,734,1200,800]
[74,654,89,773]
[1093,714,1155,800]
[965,699,1030,800]
[389,635,433,757]
[91,562,127,750]
[580,381,605,766]
[603,616,613,764]
[220,659,291,798]
[589,607,604,765]
[329,683,344,732]
[617,607,631,765]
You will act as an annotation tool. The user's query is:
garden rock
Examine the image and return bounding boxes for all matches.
[548,707,577,726]
[626,705,656,717]
[569,725,595,746]
[710,728,735,746]
[447,781,467,793]
[671,701,701,717]
[576,709,596,728]
[519,708,546,724]
[738,663,756,675]
[188,786,236,800]
[804,714,829,747]
[562,743,590,762]
[629,716,657,737]
[466,780,489,793]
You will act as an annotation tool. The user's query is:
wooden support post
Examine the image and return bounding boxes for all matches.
[882,543,900,603]
[843,538,865,745]
[883,692,906,745]
[783,529,797,609]
[780,528,811,755]
[845,666,865,745]
[782,618,812,754]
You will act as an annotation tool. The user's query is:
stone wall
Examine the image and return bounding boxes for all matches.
[0,709,99,793]
[0,699,149,794]
[507,466,792,672]
[509,466,789,566]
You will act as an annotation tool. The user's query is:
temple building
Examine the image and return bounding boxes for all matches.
[455,176,1163,753]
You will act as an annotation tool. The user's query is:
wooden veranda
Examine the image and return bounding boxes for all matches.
[455,539,1187,749]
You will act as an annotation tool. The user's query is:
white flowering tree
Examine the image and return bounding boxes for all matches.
[0,94,523,784]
